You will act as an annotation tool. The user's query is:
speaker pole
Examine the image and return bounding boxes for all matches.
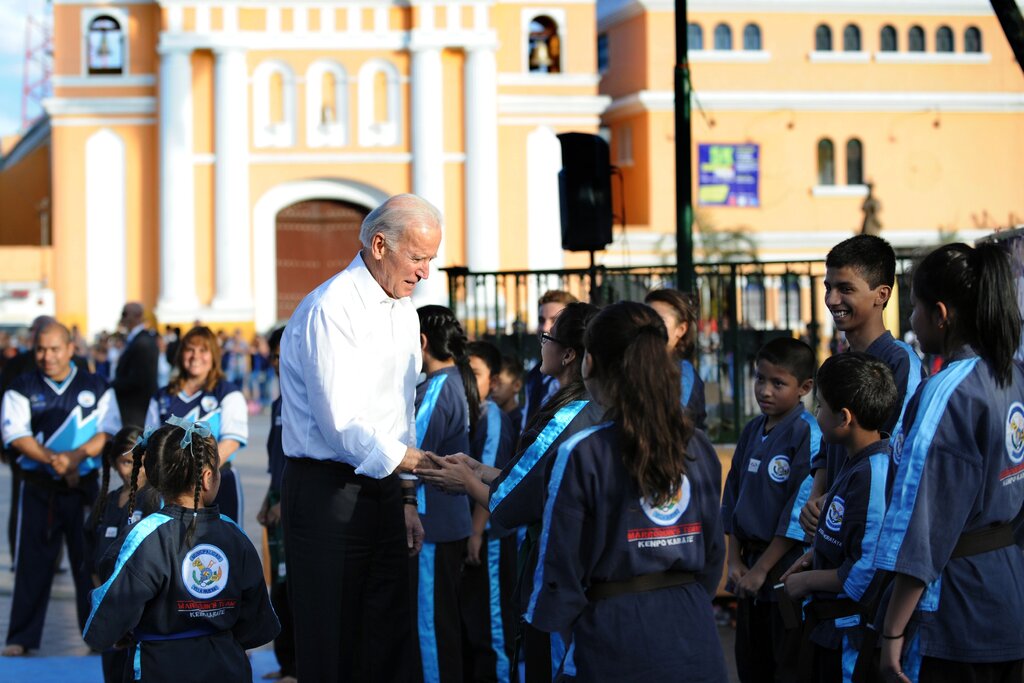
[588,249,600,304]
[674,0,695,293]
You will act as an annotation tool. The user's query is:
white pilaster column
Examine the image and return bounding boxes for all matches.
[410,42,448,305]
[156,46,199,319]
[464,44,500,273]
[211,46,253,314]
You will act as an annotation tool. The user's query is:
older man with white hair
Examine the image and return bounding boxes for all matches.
[279,193,443,682]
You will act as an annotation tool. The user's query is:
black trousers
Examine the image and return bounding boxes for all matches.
[460,534,517,683]
[271,571,296,677]
[5,455,21,560]
[6,477,96,649]
[735,597,800,683]
[410,538,468,683]
[919,657,1024,683]
[282,457,416,683]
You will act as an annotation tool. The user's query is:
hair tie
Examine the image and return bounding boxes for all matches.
[130,427,156,453]
[165,416,213,449]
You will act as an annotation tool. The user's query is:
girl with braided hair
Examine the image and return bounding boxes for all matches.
[84,425,159,683]
[83,420,279,682]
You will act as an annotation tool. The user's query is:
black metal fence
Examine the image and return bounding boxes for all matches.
[443,259,914,442]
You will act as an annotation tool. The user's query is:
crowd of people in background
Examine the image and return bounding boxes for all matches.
[0,325,278,414]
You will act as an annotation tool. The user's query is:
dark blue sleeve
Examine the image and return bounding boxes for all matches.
[838,454,889,601]
[774,413,819,542]
[691,433,725,596]
[721,422,754,536]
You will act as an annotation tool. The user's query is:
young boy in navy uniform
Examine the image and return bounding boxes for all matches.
[782,353,897,683]
[462,341,518,683]
[721,337,820,683]
[0,321,122,656]
[801,235,924,534]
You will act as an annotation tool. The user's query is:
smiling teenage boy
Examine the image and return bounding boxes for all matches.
[800,236,923,534]
[722,337,821,683]
[781,353,897,683]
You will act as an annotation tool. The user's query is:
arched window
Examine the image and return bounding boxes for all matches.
[817,138,835,186]
[306,61,348,148]
[358,59,401,147]
[965,26,982,53]
[714,23,732,50]
[909,26,925,52]
[597,33,610,71]
[843,24,861,51]
[936,26,954,52]
[688,23,703,50]
[87,15,124,75]
[743,23,762,51]
[528,16,561,73]
[253,60,296,148]
[846,138,864,185]
[880,25,898,52]
[815,24,832,51]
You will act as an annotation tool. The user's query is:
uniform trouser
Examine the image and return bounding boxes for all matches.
[212,466,242,523]
[5,454,21,560]
[282,457,416,683]
[6,477,96,649]
[270,577,296,677]
[101,647,129,683]
[918,657,1024,683]
[735,597,800,683]
[410,538,468,683]
[460,534,516,683]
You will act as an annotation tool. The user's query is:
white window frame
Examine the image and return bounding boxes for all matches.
[521,8,567,74]
[253,60,297,148]
[306,60,348,148]
[357,59,401,148]
[82,7,130,77]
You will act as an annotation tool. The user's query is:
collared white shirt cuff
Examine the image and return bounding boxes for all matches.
[353,438,407,479]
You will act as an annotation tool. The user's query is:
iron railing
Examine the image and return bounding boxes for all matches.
[443,258,914,442]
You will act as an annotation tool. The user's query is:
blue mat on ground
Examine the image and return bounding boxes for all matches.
[0,648,281,681]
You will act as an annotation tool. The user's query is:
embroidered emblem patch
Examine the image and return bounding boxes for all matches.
[182,544,229,599]
[640,475,691,526]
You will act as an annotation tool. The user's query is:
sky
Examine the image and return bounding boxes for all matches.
[0,2,44,140]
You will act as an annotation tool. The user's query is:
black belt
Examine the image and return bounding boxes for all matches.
[852,522,1017,682]
[22,468,97,492]
[586,571,696,602]
[951,522,1015,558]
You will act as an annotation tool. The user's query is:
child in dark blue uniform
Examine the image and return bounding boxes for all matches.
[722,337,819,683]
[646,288,707,431]
[85,426,162,682]
[802,235,925,535]
[417,302,603,682]
[411,305,476,683]
[781,353,898,683]
[255,327,295,683]
[145,326,248,523]
[461,341,518,683]
[874,243,1024,683]
[83,420,279,682]
[525,301,727,682]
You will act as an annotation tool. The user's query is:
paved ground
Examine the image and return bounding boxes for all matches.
[0,411,740,681]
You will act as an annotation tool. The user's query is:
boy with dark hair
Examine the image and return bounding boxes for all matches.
[722,337,821,683]
[256,327,296,683]
[801,235,924,533]
[490,355,524,429]
[782,352,897,683]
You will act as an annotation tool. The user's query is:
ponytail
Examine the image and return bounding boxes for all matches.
[89,444,113,532]
[971,242,1021,385]
[913,242,1020,385]
[456,357,481,439]
[584,302,692,505]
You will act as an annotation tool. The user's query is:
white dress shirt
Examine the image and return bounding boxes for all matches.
[279,252,421,478]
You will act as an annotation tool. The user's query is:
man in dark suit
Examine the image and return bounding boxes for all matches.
[111,302,158,429]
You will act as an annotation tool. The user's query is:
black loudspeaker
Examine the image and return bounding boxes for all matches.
[557,133,613,252]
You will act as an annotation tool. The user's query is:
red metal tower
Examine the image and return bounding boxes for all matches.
[21,1,54,131]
